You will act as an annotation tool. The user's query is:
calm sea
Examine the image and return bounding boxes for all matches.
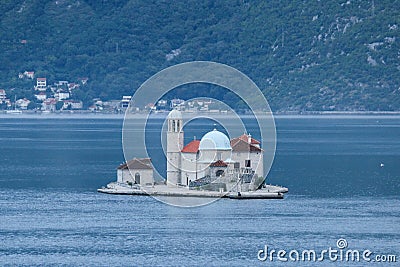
[0,115,399,266]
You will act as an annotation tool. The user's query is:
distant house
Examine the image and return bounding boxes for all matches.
[24,71,35,79]
[145,103,156,110]
[78,77,89,85]
[170,98,185,110]
[120,96,131,108]
[117,158,154,186]
[35,78,47,91]
[55,81,68,87]
[16,98,31,110]
[68,83,80,91]
[42,98,57,111]
[35,92,47,101]
[63,100,83,110]
[156,99,168,110]
[0,89,6,102]
[55,90,70,100]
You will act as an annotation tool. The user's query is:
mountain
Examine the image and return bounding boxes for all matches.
[0,0,399,111]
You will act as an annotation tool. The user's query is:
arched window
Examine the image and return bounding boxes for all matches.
[216,170,224,177]
[135,172,140,184]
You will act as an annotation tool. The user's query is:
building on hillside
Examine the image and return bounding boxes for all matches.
[16,98,31,110]
[35,92,47,101]
[42,98,57,111]
[35,78,47,91]
[0,89,6,102]
[120,96,132,108]
[63,100,83,110]
[23,71,35,79]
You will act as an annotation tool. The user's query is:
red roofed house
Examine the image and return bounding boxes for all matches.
[42,98,57,111]
[24,71,34,79]
[35,92,47,101]
[16,98,31,110]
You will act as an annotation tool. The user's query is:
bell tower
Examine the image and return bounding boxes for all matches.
[166,109,183,186]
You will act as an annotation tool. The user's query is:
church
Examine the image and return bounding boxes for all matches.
[117,109,264,192]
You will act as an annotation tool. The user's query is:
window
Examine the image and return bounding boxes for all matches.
[245,160,251,168]
[234,162,240,169]
[216,170,225,177]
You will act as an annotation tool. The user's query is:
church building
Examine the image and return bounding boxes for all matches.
[118,109,264,191]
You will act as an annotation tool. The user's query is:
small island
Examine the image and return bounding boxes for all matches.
[98,110,288,199]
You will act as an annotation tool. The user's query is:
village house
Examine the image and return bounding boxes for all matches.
[63,100,83,110]
[120,96,131,108]
[0,89,6,102]
[78,77,89,85]
[42,98,57,111]
[24,71,35,79]
[55,90,70,100]
[68,83,80,91]
[35,78,47,91]
[16,98,31,110]
[35,92,47,101]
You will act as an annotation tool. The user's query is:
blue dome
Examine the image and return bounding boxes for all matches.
[199,129,231,150]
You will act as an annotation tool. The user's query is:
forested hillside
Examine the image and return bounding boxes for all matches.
[1,0,399,111]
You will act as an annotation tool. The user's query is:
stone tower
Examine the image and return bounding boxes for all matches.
[166,109,183,186]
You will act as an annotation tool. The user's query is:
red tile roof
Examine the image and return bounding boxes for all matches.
[181,140,200,153]
[233,134,260,145]
[117,158,152,170]
[210,160,228,167]
[231,139,262,152]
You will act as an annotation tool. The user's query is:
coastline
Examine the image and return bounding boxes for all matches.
[1,110,400,119]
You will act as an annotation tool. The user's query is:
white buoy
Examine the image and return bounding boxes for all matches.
[380,163,385,167]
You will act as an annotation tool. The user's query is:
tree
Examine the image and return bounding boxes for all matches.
[56,101,64,111]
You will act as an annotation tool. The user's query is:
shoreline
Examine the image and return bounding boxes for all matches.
[1,110,400,119]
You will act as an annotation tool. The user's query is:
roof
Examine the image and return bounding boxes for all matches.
[37,77,46,81]
[167,109,182,120]
[230,139,262,152]
[117,158,152,170]
[231,134,260,145]
[210,160,228,167]
[181,140,200,153]
[199,129,231,150]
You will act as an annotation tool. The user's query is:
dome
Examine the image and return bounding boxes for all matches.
[167,109,182,120]
[199,129,231,150]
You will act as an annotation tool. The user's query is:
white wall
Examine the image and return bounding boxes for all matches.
[117,169,154,186]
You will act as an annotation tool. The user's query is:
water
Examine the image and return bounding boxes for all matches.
[0,115,399,266]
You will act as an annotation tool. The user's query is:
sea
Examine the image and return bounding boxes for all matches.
[0,114,399,266]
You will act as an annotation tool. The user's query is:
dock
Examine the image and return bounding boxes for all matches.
[97,183,288,199]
